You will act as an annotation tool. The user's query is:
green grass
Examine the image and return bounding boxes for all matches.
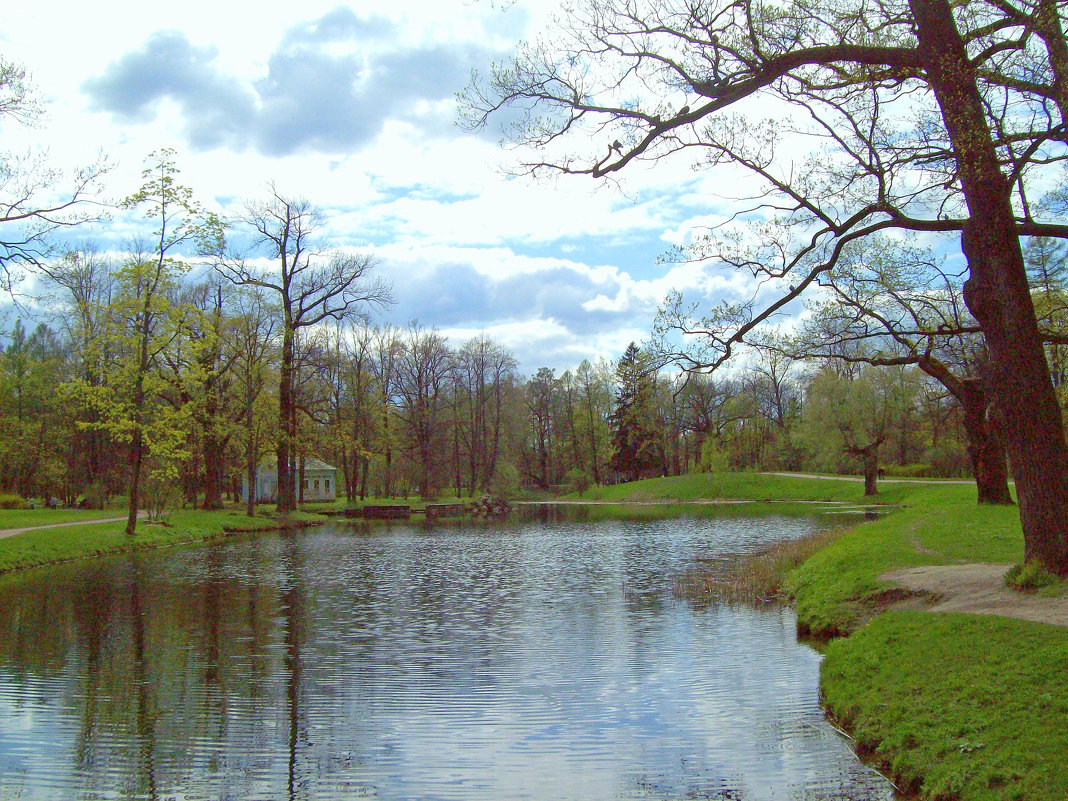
[785,484,1021,636]
[822,611,1068,801]
[0,508,133,529]
[571,471,918,504]
[0,506,329,574]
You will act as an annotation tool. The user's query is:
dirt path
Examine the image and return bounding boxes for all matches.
[760,471,976,485]
[882,563,1068,627]
[0,513,145,540]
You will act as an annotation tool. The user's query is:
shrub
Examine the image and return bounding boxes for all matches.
[1005,561,1060,591]
[0,494,26,510]
[143,474,180,524]
[882,462,933,478]
[565,468,593,496]
[85,480,108,510]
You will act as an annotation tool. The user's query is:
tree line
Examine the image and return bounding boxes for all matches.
[0,152,1061,519]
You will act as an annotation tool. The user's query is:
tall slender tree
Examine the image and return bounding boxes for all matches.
[609,343,664,481]
[215,186,390,513]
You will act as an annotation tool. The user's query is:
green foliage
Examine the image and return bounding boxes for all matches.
[0,494,26,510]
[698,438,730,472]
[564,467,593,496]
[794,364,921,472]
[822,612,1068,801]
[1004,561,1060,591]
[490,462,520,497]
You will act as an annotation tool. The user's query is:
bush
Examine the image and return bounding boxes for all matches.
[143,474,180,524]
[565,468,593,496]
[0,494,26,510]
[925,443,972,477]
[85,480,108,510]
[489,463,520,498]
[1005,561,1060,591]
[882,462,933,478]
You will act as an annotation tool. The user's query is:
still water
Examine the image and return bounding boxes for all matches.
[0,506,894,800]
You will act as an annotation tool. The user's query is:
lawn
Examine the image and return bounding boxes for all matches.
[0,507,130,529]
[572,470,920,504]
[822,612,1068,801]
[0,505,329,574]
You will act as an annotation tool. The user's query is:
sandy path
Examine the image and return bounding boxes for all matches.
[882,563,1068,627]
[760,471,976,485]
[0,513,144,540]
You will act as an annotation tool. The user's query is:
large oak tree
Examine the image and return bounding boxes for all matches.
[465,0,1068,572]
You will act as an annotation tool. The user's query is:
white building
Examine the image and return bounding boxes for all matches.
[243,458,338,503]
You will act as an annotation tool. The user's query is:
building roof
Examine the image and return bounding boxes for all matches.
[301,458,337,472]
[257,457,337,473]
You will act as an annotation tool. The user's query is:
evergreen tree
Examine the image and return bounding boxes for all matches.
[608,343,663,481]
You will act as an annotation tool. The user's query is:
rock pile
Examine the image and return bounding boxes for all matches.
[470,495,512,518]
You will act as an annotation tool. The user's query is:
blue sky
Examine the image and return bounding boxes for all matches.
[2,0,756,373]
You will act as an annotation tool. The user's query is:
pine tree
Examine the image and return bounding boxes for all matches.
[608,343,663,481]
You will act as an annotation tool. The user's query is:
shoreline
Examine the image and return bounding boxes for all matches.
[0,510,329,578]
[1,475,1063,798]
[574,471,1067,800]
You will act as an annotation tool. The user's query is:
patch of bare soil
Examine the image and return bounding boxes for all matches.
[880,563,1068,627]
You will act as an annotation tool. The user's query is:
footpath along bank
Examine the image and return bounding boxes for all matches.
[0,507,329,575]
[577,471,1068,801]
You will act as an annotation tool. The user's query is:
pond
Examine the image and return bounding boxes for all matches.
[0,505,895,800]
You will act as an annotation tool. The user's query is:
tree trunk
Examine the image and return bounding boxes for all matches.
[126,316,151,536]
[340,445,352,503]
[246,450,257,518]
[202,432,225,510]
[959,381,1014,505]
[277,327,296,515]
[126,429,143,536]
[382,410,393,498]
[862,448,878,497]
[912,0,1068,572]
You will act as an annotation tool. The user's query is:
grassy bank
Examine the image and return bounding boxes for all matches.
[575,471,1068,800]
[299,494,471,513]
[822,612,1068,800]
[0,507,328,575]
[572,470,918,504]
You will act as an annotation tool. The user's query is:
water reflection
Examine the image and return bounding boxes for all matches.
[0,511,894,800]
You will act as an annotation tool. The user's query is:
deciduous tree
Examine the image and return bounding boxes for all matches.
[465,0,1068,571]
[215,187,390,513]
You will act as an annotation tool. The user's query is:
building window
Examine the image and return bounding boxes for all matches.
[314,479,320,491]
[303,479,309,490]
[325,479,331,492]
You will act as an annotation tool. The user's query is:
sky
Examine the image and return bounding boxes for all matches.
[1,0,752,373]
